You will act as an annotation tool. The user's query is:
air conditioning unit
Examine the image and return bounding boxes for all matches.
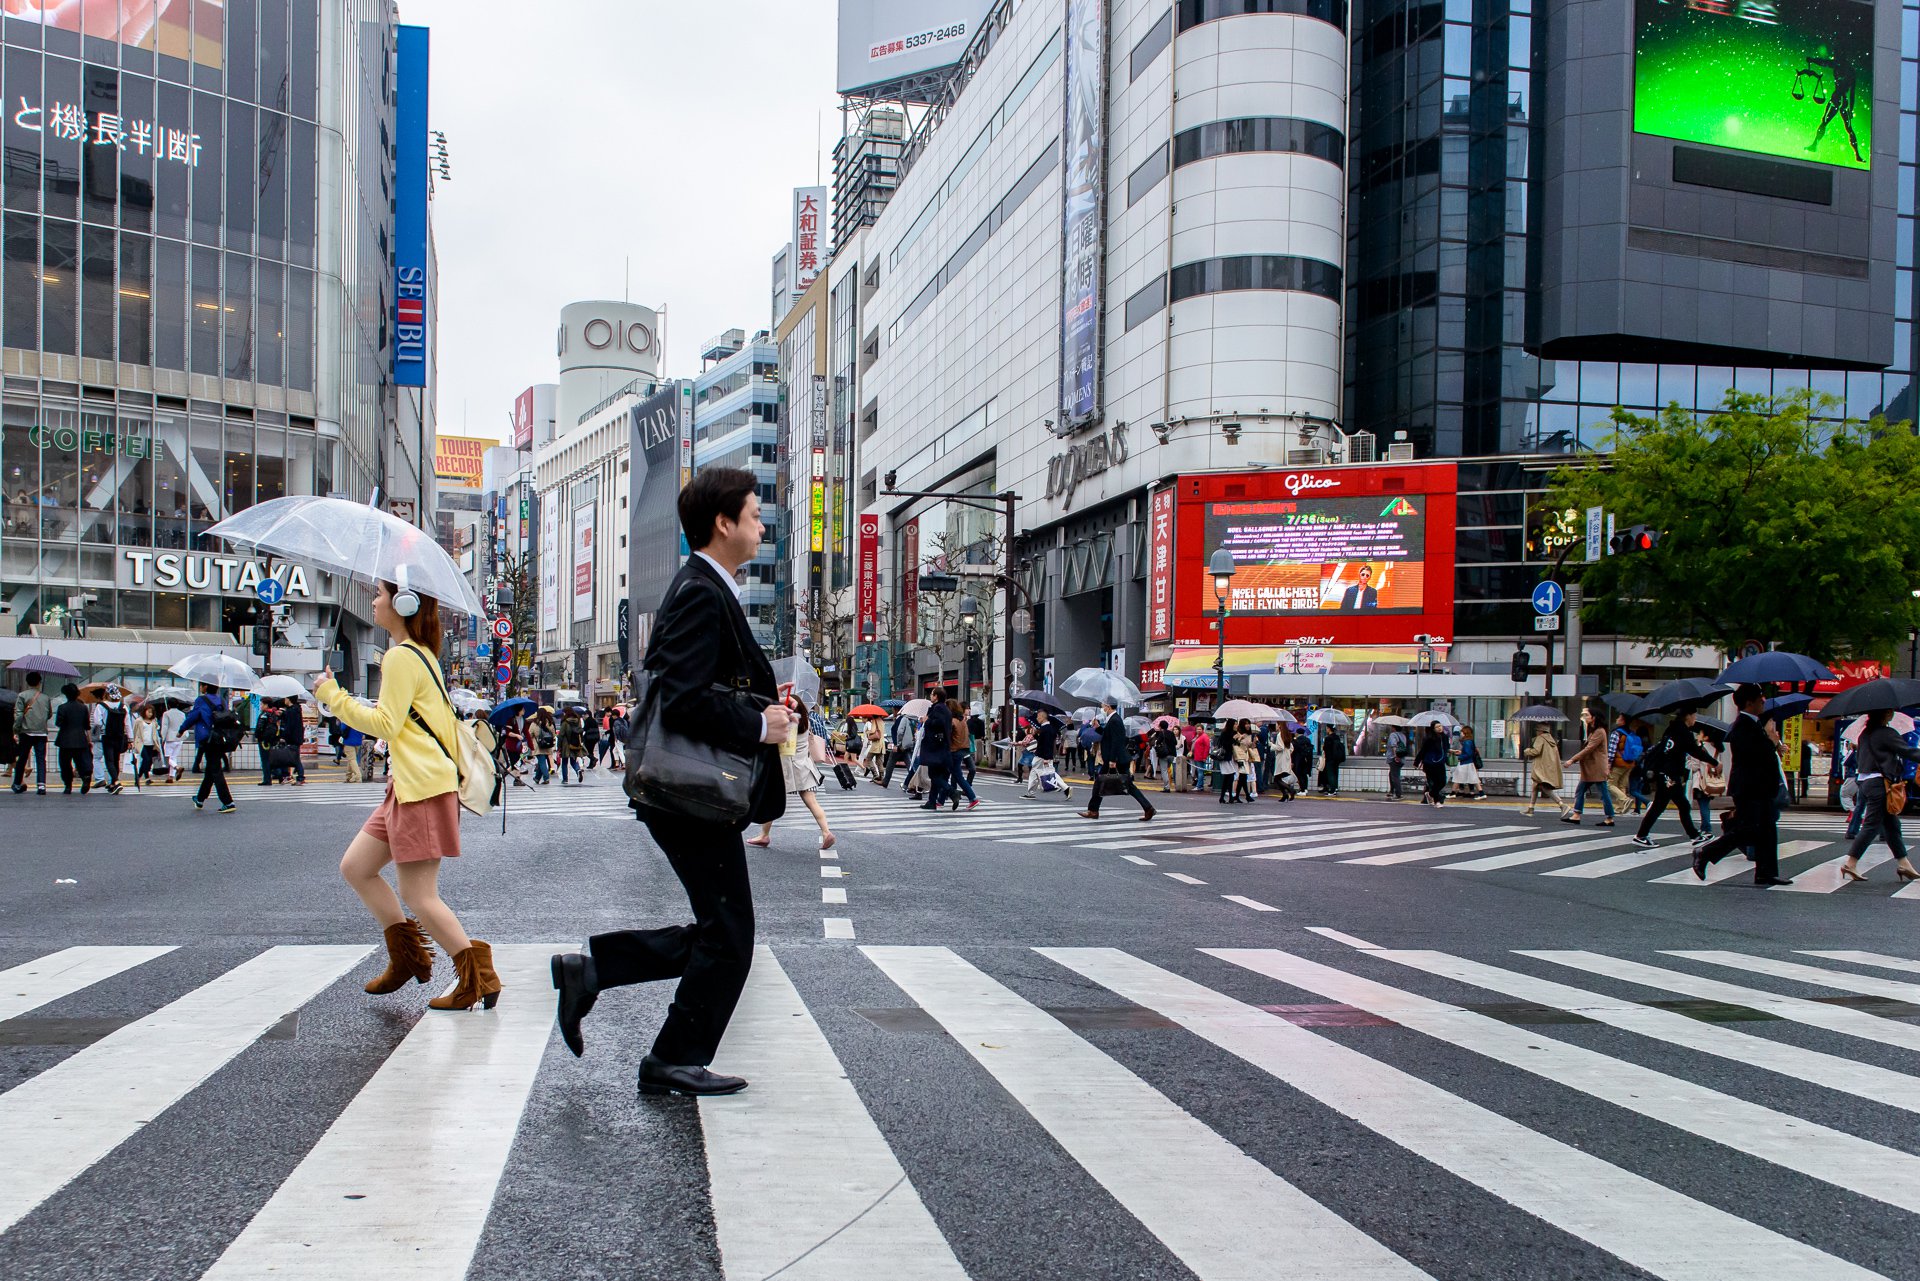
[1285,447,1328,466]
[1386,442,1415,461]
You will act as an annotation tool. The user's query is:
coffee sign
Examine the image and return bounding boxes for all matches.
[28,425,159,459]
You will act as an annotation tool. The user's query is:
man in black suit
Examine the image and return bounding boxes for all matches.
[918,693,954,809]
[551,468,792,1096]
[1692,683,1791,886]
[1338,565,1379,610]
[1078,697,1156,821]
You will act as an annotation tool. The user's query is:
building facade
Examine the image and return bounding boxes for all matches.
[0,1,432,692]
[689,328,780,649]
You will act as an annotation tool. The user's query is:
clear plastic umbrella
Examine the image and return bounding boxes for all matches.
[1306,708,1352,727]
[169,653,259,691]
[451,688,493,713]
[770,655,822,707]
[1216,699,1295,725]
[1058,667,1146,709]
[1408,710,1461,729]
[207,495,484,616]
[255,674,313,701]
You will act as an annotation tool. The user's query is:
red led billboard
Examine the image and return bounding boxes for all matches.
[1171,464,1457,648]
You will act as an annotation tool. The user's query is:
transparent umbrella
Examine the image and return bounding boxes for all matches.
[207,495,484,616]
[450,688,492,714]
[770,655,822,707]
[1306,708,1352,727]
[1057,667,1146,709]
[1408,710,1462,729]
[255,674,313,701]
[169,653,259,691]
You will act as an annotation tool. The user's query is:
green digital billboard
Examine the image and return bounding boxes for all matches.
[1633,0,1874,171]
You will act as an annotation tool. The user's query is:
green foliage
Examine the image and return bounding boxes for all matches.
[1543,390,1920,662]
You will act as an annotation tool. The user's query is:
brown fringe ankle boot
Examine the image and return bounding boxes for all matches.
[428,939,503,1011]
[365,919,434,994]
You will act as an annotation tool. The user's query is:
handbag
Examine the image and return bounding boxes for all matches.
[397,645,496,816]
[1098,770,1130,796]
[1888,779,1909,814]
[622,580,767,825]
[808,731,829,765]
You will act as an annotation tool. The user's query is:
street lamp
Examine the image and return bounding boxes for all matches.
[959,594,980,698]
[1209,549,1236,709]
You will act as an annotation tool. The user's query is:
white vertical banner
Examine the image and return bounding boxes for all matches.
[791,185,828,307]
[572,503,595,624]
[540,500,560,633]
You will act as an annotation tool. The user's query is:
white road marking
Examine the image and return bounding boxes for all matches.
[203,947,558,1280]
[696,948,963,1280]
[1436,835,1633,872]
[823,918,856,940]
[1120,855,1156,866]
[821,866,844,879]
[0,945,369,1236]
[1222,896,1280,912]
[1165,873,1207,885]
[822,887,848,904]
[0,946,176,1022]
[1100,817,1356,850]
[1216,948,1920,1209]
[1191,823,1415,859]
[1341,827,1539,865]
[1648,840,1829,885]
[1797,948,1920,971]
[1305,927,1380,949]
[1522,951,1920,1054]
[1772,849,1890,893]
[1665,950,1920,1003]
[1542,842,1693,878]
[1245,825,1476,862]
[864,946,1430,1281]
[1057,948,1876,1281]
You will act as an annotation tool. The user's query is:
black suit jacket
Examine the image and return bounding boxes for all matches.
[645,554,784,827]
[1100,712,1131,767]
[1724,713,1780,810]
[919,702,954,769]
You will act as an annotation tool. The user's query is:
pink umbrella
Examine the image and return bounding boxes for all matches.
[1153,715,1179,729]
[1843,712,1914,743]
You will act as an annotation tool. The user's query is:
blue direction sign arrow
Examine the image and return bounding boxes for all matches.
[1531,580,1564,616]
[255,576,286,606]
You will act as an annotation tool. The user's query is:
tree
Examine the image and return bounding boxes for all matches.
[1543,390,1920,662]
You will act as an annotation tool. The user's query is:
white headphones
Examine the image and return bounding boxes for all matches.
[390,564,420,618]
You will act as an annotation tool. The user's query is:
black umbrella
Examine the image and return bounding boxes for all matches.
[879,698,906,710]
[1631,677,1731,717]
[1015,691,1067,714]
[1815,677,1920,720]
[1763,693,1814,719]
[1693,715,1731,740]
[1600,691,1641,715]
[1512,704,1568,723]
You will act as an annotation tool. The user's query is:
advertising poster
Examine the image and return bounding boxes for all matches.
[901,517,920,645]
[572,503,595,624]
[1057,0,1108,432]
[836,0,992,94]
[791,187,828,305]
[629,384,684,618]
[1633,0,1873,170]
[1205,493,1427,615]
[1147,486,1174,643]
[433,435,489,490]
[541,502,560,633]
[857,514,880,642]
[512,388,536,450]
[392,26,430,386]
[10,0,224,67]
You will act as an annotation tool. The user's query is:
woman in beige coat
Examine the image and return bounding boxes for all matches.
[1562,706,1615,825]
[1523,724,1572,817]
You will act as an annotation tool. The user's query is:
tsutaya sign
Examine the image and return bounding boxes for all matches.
[119,550,317,600]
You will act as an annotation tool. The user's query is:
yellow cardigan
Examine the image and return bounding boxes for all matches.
[316,643,459,803]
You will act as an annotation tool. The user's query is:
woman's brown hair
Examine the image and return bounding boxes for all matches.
[380,579,443,651]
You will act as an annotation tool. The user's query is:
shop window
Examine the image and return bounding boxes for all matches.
[224,421,253,514]
[153,411,189,547]
[39,401,78,544]
[118,408,154,547]
[154,591,188,629]
[254,425,285,505]
[187,415,223,534]
[79,403,115,544]
[2,403,38,539]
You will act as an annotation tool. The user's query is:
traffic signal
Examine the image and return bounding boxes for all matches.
[1609,524,1660,554]
[1509,649,1532,683]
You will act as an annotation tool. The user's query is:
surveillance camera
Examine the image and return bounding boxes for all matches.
[1150,421,1170,445]
[883,469,897,491]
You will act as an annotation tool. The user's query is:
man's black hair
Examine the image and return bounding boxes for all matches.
[678,467,759,551]
[24,671,39,687]
[1733,682,1765,708]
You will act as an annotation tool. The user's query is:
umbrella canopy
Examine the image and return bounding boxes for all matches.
[1370,714,1414,727]
[256,673,313,702]
[133,683,197,707]
[899,697,933,719]
[848,703,889,718]
[1215,699,1287,724]
[1067,706,1103,723]
[1124,715,1151,734]
[450,688,492,713]
[1599,691,1642,715]
[1716,650,1835,686]
[1816,677,1920,720]
[1694,715,1731,740]
[487,697,539,729]
[1015,690,1069,715]
[1057,667,1146,709]
[1630,677,1731,717]
[1152,714,1179,729]
[770,655,822,706]
[207,494,484,616]
[879,698,906,710]
[1762,692,1814,719]
[1306,708,1352,727]
[168,653,259,691]
[76,682,128,704]
[1512,704,1568,723]
[1843,710,1916,743]
[1408,710,1461,729]
[7,653,80,678]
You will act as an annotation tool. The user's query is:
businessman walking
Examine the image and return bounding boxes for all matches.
[1692,683,1792,887]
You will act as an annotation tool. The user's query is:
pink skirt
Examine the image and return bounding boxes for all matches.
[360,782,462,863]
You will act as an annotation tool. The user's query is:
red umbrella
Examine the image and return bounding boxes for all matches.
[848,703,888,717]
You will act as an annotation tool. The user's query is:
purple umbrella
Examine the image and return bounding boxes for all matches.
[8,653,80,679]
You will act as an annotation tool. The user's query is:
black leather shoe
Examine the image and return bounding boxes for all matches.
[550,952,598,1058]
[638,1054,747,1096]
[1754,876,1794,887]
[1691,849,1708,880]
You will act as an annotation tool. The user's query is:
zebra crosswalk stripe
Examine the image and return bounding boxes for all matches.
[1090,947,1881,1281]
[202,945,561,1279]
[1666,950,1920,1003]
[0,945,370,1236]
[1436,833,1634,872]
[1541,842,1691,878]
[1240,823,1474,861]
[699,947,966,1281]
[1648,840,1831,884]
[1343,827,1556,866]
[1797,948,1919,971]
[1774,848,1890,893]
[0,946,175,1022]
[1186,822,1419,859]
[861,945,1430,1281]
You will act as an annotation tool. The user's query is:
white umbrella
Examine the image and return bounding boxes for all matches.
[771,655,822,707]
[207,495,484,616]
[451,688,493,713]
[1058,667,1146,709]
[1843,712,1915,743]
[169,653,259,691]
[1306,708,1351,727]
[255,674,313,701]
[1216,699,1295,725]
[899,697,933,719]
[1370,714,1414,727]
[1408,710,1462,729]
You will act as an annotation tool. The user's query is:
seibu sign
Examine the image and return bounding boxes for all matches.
[120,550,316,599]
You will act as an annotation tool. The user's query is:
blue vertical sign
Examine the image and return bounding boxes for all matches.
[1058,0,1107,434]
[392,26,430,388]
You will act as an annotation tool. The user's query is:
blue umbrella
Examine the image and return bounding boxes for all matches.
[1717,651,1835,686]
[488,697,538,729]
[880,698,906,710]
[1763,693,1814,719]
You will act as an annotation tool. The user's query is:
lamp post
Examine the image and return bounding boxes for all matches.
[1210,549,1236,712]
[959,594,980,699]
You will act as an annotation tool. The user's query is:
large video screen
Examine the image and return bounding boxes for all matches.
[1204,494,1428,616]
[1634,0,1872,171]
[7,0,224,69]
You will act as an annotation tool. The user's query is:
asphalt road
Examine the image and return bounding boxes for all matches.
[3,766,1919,1281]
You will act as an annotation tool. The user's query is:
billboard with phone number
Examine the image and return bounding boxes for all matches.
[1173,464,1456,648]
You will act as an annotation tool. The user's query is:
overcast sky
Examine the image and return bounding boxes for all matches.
[400,0,843,443]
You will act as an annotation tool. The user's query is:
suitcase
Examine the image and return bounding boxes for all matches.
[833,762,857,790]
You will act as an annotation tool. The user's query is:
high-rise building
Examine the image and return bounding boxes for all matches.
[832,106,907,254]
[0,1,436,690]
[690,327,780,649]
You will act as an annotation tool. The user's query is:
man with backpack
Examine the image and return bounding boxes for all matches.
[179,682,237,812]
[1607,714,1641,813]
[581,713,602,772]
[278,699,308,785]
[1386,726,1409,800]
[255,699,282,785]
[11,670,50,794]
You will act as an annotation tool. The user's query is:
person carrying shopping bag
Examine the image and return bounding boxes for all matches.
[316,574,500,1013]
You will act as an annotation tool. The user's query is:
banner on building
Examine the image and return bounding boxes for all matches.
[791,186,828,306]
[572,499,595,624]
[1057,0,1107,433]
[541,500,560,633]
[512,388,536,450]
[901,517,920,645]
[1147,484,1174,643]
[392,26,430,387]
[433,435,489,490]
[857,514,880,643]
